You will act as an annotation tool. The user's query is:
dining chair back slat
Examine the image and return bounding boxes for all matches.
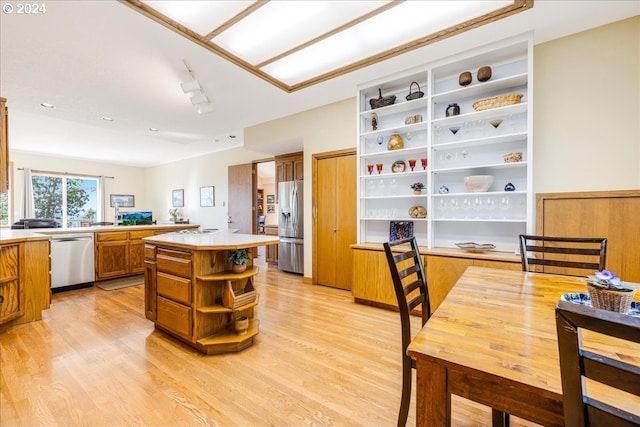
[556,301,640,427]
[519,235,607,276]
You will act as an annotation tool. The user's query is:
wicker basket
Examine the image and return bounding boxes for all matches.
[370,88,396,109]
[587,284,634,313]
[405,82,424,101]
[472,93,523,111]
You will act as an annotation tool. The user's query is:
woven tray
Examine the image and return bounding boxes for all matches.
[587,284,634,313]
[472,93,523,111]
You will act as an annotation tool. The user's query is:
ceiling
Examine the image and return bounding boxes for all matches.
[1,1,638,168]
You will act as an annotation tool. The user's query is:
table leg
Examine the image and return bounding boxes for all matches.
[415,358,450,427]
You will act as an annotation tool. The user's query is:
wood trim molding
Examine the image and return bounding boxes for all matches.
[120,0,533,93]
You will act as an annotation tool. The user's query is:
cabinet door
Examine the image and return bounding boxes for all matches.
[0,244,22,324]
[129,240,146,273]
[293,157,304,180]
[96,241,129,279]
[144,260,157,321]
[351,248,397,308]
[426,255,473,312]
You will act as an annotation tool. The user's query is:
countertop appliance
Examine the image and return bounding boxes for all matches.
[11,218,60,229]
[50,233,94,291]
[278,180,303,274]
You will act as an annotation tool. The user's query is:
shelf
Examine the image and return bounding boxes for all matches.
[433,190,526,197]
[360,121,428,139]
[432,218,527,223]
[196,319,260,354]
[432,73,528,105]
[196,266,259,281]
[432,102,527,126]
[197,300,258,314]
[360,97,428,117]
[363,217,428,222]
[432,161,528,174]
[433,132,527,149]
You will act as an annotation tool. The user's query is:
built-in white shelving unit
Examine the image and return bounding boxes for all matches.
[357,35,533,252]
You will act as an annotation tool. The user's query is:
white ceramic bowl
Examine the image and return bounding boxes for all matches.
[464,175,494,192]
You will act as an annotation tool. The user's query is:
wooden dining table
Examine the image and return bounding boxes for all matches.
[407,266,640,427]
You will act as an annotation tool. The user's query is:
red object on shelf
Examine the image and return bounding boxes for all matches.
[421,158,428,170]
[408,159,416,171]
[376,163,383,174]
[367,164,374,175]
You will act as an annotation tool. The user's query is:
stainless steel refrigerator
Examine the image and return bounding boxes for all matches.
[278,180,303,274]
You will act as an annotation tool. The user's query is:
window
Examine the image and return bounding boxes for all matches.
[32,173,99,227]
[0,192,8,226]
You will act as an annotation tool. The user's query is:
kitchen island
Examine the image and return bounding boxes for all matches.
[142,231,278,354]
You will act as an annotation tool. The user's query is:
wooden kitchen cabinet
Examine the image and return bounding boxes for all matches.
[0,244,23,324]
[264,226,278,264]
[0,97,9,192]
[0,237,50,328]
[144,244,157,321]
[95,226,195,281]
[275,152,303,184]
[351,245,520,312]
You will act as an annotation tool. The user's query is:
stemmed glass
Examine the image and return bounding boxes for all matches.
[408,159,416,171]
[367,164,374,175]
[421,158,428,170]
[376,163,383,174]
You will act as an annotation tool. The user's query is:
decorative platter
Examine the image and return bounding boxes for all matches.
[391,160,406,173]
[455,242,496,253]
[561,293,640,317]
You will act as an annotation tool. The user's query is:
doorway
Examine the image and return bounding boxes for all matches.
[255,160,275,260]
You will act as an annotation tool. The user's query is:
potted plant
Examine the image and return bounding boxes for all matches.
[410,182,425,194]
[584,270,637,313]
[227,248,250,273]
[169,208,180,222]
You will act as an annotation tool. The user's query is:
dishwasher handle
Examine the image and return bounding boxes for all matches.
[51,236,94,243]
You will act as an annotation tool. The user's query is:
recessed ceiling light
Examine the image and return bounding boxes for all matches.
[40,102,55,109]
[149,127,159,132]
[102,116,114,122]
[229,135,236,139]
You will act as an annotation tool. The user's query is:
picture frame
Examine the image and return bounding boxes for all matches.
[172,189,184,207]
[389,221,414,241]
[267,204,275,213]
[200,186,215,207]
[267,194,275,204]
[110,194,135,208]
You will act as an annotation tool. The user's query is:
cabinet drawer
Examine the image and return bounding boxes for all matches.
[144,244,156,261]
[129,230,155,240]
[157,249,192,278]
[0,280,22,322]
[157,296,191,339]
[96,231,128,242]
[157,272,191,305]
[0,245,19,280]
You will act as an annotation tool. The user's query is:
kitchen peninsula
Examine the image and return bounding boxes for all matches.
[142,231,278,354]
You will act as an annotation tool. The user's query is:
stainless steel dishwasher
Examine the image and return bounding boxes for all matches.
[50,233,95,291]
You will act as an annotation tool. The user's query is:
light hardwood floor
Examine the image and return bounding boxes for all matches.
[1,257,538,426]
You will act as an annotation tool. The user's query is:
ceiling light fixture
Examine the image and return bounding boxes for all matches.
[40,102,55,108]
[102,116,114,122]
[149,127,159,132]
[181,59,214,115]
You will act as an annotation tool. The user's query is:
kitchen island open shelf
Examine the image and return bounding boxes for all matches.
[143,231,277,355]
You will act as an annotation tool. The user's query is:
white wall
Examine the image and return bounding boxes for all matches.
[143,146,266,231]
[9,151,146,223]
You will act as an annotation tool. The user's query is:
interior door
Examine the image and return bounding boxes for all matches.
[314,150,356,290]
[227,163,253,234]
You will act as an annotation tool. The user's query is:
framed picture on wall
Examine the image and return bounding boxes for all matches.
[200,186,215,207]
[110,194,135,207]
[172,189,184,207]
[267,205,275,213]
[267,194,275,204]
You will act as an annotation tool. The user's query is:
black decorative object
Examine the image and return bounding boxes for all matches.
[446,103,460,117]
[390,221,414,242]
[504,182,516,191]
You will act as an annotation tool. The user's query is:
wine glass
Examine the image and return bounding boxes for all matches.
[376,163,383,174]
[408,159,416,171]
[421,158,428,170]
[367,164,374,175]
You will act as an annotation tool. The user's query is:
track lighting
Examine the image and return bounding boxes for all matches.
[197,103,214,115]
[181,59,213,115]
[180,79,200,93]
[190,92,208,106]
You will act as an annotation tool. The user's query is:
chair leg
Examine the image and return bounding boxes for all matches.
[397,359,412,427]
[491,409,510,427]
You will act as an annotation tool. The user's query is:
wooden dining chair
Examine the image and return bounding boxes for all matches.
[519,235,607,276]
[384,237,510,427]
[383,237,431,427]
[556,300,640,427]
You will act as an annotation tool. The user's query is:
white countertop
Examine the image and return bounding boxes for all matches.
[143,230,279,250]
[0,223,198,244]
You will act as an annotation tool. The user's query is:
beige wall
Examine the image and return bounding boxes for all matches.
[245,98,356,278]
[533,16,639,193]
